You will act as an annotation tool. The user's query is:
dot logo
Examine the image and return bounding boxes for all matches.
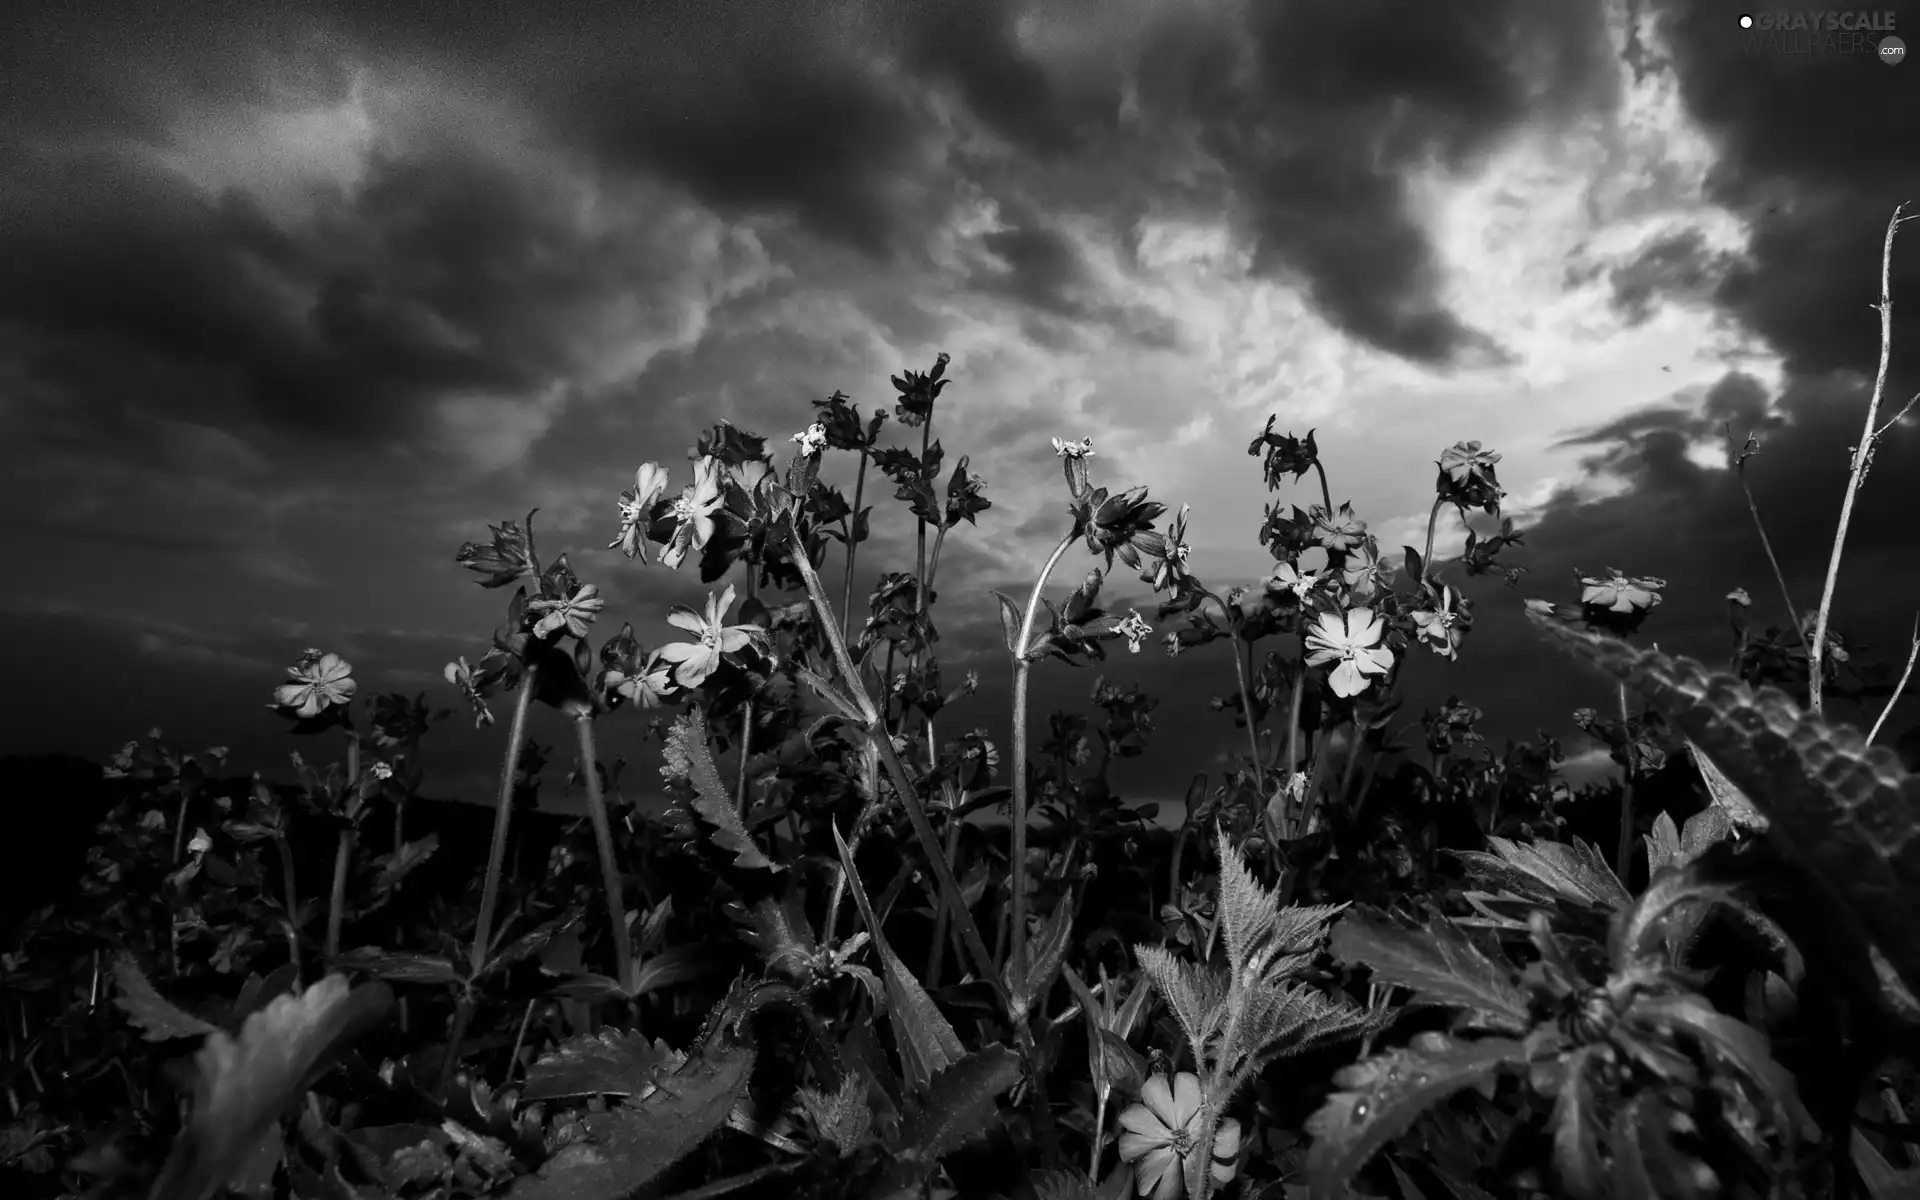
[1739,14,1755,27]
[1883,34,1908,63]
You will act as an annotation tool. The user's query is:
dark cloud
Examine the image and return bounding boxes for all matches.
[1609,228,1734,323]
[1139,0,1618,364]
[1651,0,1920,386]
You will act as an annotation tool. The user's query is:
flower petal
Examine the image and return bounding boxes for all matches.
[1137,1074,1180,1128]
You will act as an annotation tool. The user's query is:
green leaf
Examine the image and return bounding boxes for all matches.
[1548,1047,1606,1200]
[1135,944,1224,1070]
[663,708,781,873]
[331,949,463,988]
[111,954,219,1042]
[1027,1168,1102,1200]
[1632,993,1813,1139]
[1005,900,1074,1022]
[1453,836,1629,911]
[520,1028,684,1101]
[148,975,392,1200]
[1328,910,1530,1033]
[832,823,964,1095]
[895,1044,1023,1162]
[506,1041,754,1200]
[992,591,1025,658]
[1853,1129,1920,1200]
[1304,1034,1528,1200]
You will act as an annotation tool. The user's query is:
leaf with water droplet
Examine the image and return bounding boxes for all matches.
[1304,1034,1528,1199]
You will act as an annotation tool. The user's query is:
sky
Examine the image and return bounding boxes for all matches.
[2,0,1917,814]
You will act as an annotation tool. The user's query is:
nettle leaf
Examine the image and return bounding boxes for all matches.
[507,1041,754,1200]
[797,1073,872,1156]
[521,1028,684,1101]
[112,954,219,1042]
[148,975,393,1200]
[662,708,781,873]
[1304,1033,1528,1200]
[832,823,964,1094]
[895,1044,1023,1163]
[1214,824,1346,984]
[1454,836,1629,911]
[1328,909,1530,1033]
[1683,737,1768,832]
[1135,944,1225,1068]
[1026,1168,1103,1200]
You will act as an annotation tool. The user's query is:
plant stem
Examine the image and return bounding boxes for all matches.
[1281,671,1305,834]
[444,662,538,1097]
[326,731,360,961]
[735,699,755,820]
[1418,495,1445,586]
[1009,529,1080,1001]
[788,519,998,987]
[274,835,302,978]
[1811,203,1914,715]
[1311,460,1334,516]
[326,831,353,962]
[1616,681,1637,878]
[1723,423,1809,653]
[574,714,632,994]
[469,669,535,980]
[1867,613,1920,746]
[840,442,871,644]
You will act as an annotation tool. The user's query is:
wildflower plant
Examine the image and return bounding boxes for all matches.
[15,223,1920,1200]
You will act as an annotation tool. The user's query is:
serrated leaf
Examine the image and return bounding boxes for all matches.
[831,823,963,1094]
[148,975,392,1200]
[1304,1036,1527,1200]
[1135,944,1225,1068]
[112,955,219,1042]
[332,949,463,988]
[1005,900,1074,1021]
[1028,1168,1102,1200]
[1684,737,1767,831]
[1328,910,1530,1033]
[373,835,439,893]
[1453,836,1629,911]
[506,1042,753,1200]
[520,1029,684,1101]
[663,708,781,872]
[896,1044,1023,1162]
[1645,812,1683,877]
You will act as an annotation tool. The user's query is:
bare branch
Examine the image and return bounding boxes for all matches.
[1810,201,1911,716]
[1865,612,1920,748]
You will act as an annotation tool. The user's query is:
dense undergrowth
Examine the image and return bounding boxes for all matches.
[3,335,1919,1200]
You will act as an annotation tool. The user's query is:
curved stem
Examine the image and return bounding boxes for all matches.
[469,667,536,980]
[1009,529,1080,999]
[326,731,360,961]
[1311,460,1334,516]
[575,714,632,993]
[1418,495,1445,586]
[445,661,538,1097]
[841,443,871,644]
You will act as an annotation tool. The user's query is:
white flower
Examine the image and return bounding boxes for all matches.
[793,423,829,455]
[1051,436,1095,458]
[1303,607,1396,698]
[1115,609,1153,653]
